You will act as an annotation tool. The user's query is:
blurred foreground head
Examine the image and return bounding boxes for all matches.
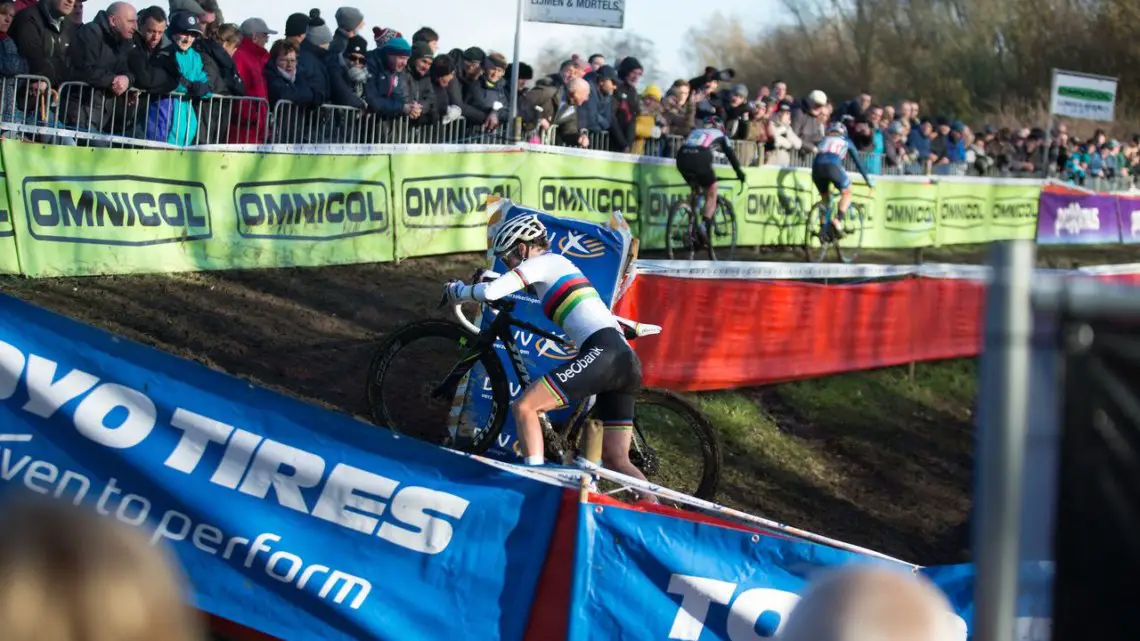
[0,495,204,641]
[780,566,961,641]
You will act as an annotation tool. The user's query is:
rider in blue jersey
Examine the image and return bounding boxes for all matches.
[811,122,874,240]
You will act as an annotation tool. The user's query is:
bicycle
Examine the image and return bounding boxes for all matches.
[665,182,738,261]
[808,187,869,263]
[364,289,722,502]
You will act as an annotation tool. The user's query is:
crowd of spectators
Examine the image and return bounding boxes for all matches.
[0,0,1134,189]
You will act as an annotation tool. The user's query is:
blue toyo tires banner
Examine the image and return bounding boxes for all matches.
[460,200,634,460]
[0,293,564,641]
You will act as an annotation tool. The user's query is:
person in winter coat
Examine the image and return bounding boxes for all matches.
[364,31,415,120]
[0,1,30,127]
[67,2,136,136]
[299,9,331,101]
[403,40,435,125]
[578,64,615,138]
[328,6,362,58]
[280,11,327,105]
[128,6,178,94]
[11,0,77,87]
[610,56,642,153]
[146,10,210,146]
[196,21,242,96]
[265,37,318,107]
[428,53,462,129]
[464,51,508,131]
[230,17,273,143]
[327,34,366,109]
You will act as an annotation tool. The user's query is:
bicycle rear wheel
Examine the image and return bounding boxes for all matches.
[665,197,697,260]
[592,388,722,502]
[365,319,510,454]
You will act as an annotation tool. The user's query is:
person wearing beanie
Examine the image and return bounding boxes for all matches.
[511,61,533,105]
[284,12,309,42]
[403,40,435,124]
[464,51,508,130]
[292,9,331,102]
[329,6,363,57]
[363,28,420,120]
[611,57,644,153]
[328,34,368,110]
[579,64,616,140]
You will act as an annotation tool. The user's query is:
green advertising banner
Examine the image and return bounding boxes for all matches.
[3,141,394,277]
[0,152,19,274]
[531,152,641,227]
[873,178,937,249]
[936,179,992,246]
[982,179,1040,241]
[391,150,527,259]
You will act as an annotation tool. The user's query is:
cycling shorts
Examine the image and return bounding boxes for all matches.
[540,327,642,430]
[811,158,851,196]
[676,146,718,188]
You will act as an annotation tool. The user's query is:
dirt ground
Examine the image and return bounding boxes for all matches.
[0,244,1113,564]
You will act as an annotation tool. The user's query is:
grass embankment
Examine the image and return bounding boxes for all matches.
[695,359,978,565]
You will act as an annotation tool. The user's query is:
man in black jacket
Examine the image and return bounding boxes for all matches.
[327,34,367,110]
[404,40,434,126]
[68,1,137,136]
[11,0,78,87]
[611,56,642,153]
[127,5,177,94]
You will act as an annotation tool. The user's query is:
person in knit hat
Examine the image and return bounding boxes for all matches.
[329,6,363,57]
[363,28,418,120]
[284,12,308,43]
[607,56,644,151]
[404,40,435,124]
[328,34,368,110]
[295,9,331,99]
[278,11,329,106]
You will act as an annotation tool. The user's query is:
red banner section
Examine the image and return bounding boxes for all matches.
[615,269,1140,391]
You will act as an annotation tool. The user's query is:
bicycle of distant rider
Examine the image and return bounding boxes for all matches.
[808,186,868,263]
[365,292,723,501]
[665,182,738,261]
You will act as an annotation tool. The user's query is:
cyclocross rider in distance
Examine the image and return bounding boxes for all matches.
[675,104,747,242]
[812,121,874,240]
[443,214,655,495]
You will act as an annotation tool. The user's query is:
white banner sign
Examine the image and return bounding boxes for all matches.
[1050,69,1118,122]
[525,0,625,29]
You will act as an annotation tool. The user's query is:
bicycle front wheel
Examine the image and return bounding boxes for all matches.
[665,197,697,260]
[621,388,722,502]
[708,196,738,261]
[809,201,832,263]
[365,319,510,454]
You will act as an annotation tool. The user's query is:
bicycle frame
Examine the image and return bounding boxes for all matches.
[434,298,596,443]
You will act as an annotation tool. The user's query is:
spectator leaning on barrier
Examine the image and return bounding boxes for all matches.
[265,38,320,113]
[467,51,508,130]
[428,53,462,125]
[328,6,361,58]
[67,1,136,136]
[196,20,241,96]
[281,11,327,105]
[147,10,209,145]
[364,31,416,120]
[661,79,693,138]
[0,0,30,128]
[12,0,78,89]
[404,40,436,125]
[127,6,177,94]
[610,55,641,153]
[579,63,614,140]
[766,100,802,166]
[327,33,365,109]
[511,60,531,110]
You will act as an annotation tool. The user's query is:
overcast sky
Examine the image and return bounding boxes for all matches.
[80,0,777,83]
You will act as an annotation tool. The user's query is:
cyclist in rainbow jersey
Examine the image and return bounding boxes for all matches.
[812,122,874,240]
[443,214,653,495]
